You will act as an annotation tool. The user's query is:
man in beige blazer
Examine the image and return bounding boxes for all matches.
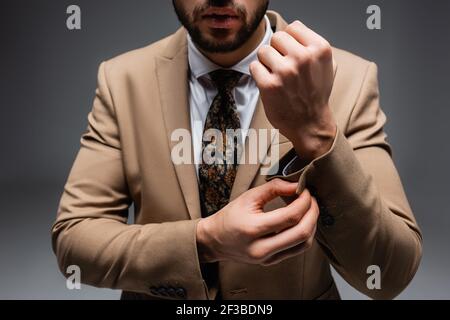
[52,1,422,300]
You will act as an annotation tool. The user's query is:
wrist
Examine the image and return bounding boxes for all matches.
[196,218,219,263]
[291,121,337,162]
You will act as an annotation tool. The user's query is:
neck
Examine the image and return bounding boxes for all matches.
[200,18,267,68]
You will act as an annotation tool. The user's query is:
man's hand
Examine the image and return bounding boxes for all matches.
[250,20,337,162]
[196,179,319,266]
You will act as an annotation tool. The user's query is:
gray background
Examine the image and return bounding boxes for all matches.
[0,0,449,299]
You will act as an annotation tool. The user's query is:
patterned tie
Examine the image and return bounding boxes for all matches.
[199,69,243,218]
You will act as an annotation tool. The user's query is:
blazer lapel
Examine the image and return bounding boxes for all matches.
[229,97,281,201]
[155,28,202,220]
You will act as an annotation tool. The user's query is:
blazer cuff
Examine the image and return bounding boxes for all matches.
[145,218,210,300]
[266,128,349,226]
[267,127,340,191]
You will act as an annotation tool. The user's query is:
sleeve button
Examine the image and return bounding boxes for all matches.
[321,214,335,227]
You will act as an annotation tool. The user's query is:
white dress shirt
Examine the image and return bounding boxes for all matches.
[187,15,273,175]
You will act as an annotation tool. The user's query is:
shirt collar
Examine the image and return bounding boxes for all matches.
[187,15,273,79]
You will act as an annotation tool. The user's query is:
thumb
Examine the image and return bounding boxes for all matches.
[247,178,298,207]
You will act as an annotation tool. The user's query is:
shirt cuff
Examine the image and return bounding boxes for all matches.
[266,127,340,195]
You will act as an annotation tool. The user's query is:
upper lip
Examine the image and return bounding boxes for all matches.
[202,7,239,17]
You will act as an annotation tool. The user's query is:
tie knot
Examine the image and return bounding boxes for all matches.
[209,69,242,92]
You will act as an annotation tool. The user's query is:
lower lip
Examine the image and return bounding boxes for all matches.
[202,15,240,29]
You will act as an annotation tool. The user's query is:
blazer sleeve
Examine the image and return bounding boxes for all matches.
[51,62,209,299]
[268,62,422,299]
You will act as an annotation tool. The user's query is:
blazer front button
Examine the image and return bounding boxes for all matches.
[176,287,186,298]
[167,287,176,298]
[157,287,169,296]
[150,287,159,296]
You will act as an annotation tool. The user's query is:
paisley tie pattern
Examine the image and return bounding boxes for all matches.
[198,69,243,217]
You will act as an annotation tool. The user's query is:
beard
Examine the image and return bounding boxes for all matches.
[173,0,269,53]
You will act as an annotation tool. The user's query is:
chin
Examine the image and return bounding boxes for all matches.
[207,33,237,44]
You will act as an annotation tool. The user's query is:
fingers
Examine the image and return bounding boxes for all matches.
[257,45,284,72]
[253,21,331,86]
[253,196,319,258]
[246,178,298,207]
[249,60,272,88]
[285,20,329,48]
[260,235,314,266]
[270,30,304,57]
[255,189,312,236]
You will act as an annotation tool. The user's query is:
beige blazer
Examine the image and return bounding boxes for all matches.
[52,11,422,300]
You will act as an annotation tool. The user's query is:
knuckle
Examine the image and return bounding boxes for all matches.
[257,45,270,58]
[256,50,264,61]
[297,229,310,242]
[294,51,312,68]
[279,61,298,78]
[270,178,283,188]
[315,41,332,59]
[305,226,316,240]
[286,210,302,226]
[291,51,304,64]
[293,20,303,27]
[286,21,301,33]
[284,25,294,34]
[321,40,332,50]
[240,224,258,238]
[286,215,300,227]
[294,210,304,224]
[270,31,285,45]
[305,238,314,250]
[249,60,259,72]
[253,220,268,236]
[302,50,313,63]
[262,77,283,92]
[269,178,283,194]
[248,246,267,261]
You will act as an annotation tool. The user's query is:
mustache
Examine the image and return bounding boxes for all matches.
[207,0,235,6]
[192,0,247,22]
